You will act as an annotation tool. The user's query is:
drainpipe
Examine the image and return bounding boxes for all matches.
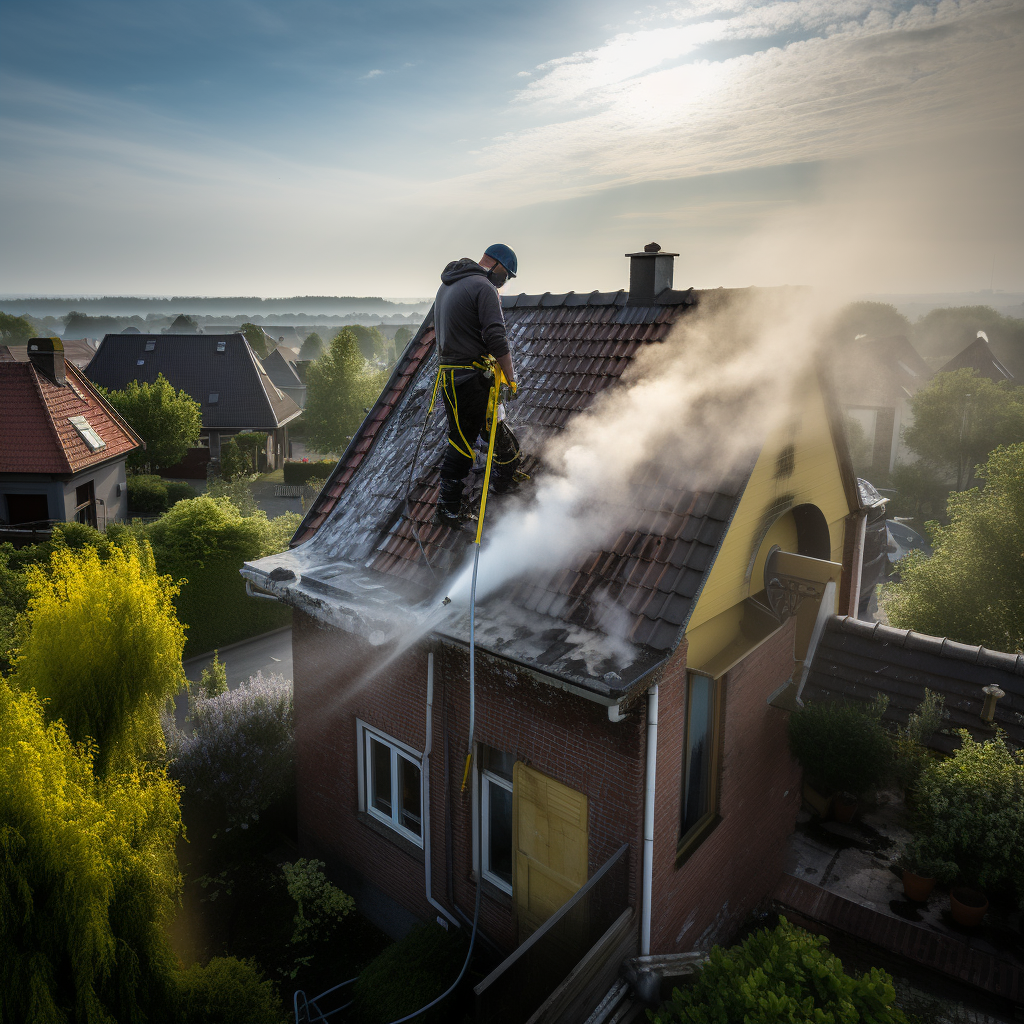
[849,512,867,618]
[424,653,460,928]
[641,683,659,956]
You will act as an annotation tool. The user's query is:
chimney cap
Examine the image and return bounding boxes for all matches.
[625,245,679,258]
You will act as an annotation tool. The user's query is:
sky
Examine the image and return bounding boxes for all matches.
[1,0,1022,298]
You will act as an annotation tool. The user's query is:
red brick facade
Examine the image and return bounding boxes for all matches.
[650,618,801,952]
[293,608,802,958]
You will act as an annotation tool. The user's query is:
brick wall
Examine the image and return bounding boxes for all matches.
[292,610,647,955]
[649,618,802,953]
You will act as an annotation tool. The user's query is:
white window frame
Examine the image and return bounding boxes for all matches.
[356,720,423,848]
[480,768,513,895]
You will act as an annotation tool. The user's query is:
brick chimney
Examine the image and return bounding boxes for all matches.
[27,337,66,385]
[625,242,678,306]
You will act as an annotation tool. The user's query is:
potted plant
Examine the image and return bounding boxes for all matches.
[950,887,989,927]
[896,838,956,902]
[788,698,891,819]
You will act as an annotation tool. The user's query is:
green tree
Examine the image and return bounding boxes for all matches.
[393,326,412,350]
[0,680,184,1024]
[232,431,268,474]
[199,650,228,697]
[102,373,202,472]
[218,437,252,481]
[12,537,188,775]
[298,331,325,360]
[347,324,388,361]
[303,328,376,455]
[912,305,1024,370]
[825,301,912,346]
[240,321,269,358]
[0,311,36,344]
[882,443,1024,651]
[902,368,1024,489]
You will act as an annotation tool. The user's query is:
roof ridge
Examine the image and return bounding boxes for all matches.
[832,614,1023,673]
[29,361,74,475]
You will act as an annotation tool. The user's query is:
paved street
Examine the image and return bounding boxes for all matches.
[173,626,292,728]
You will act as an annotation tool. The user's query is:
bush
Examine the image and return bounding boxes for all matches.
[788,697,891,797]
[146,496,292,657]
[282,858,354,945]
[177,956,286,1024]
[1,679,183,1024]
[128,473,170,515]
[915,731,1024,902]
[650,917,907,1024]
[219,437,251,481]
[890,689,944,796]
[167,673,293,828]
[351,923,469,1024]
[199,650,228,697]
[165,479,198,505]
[283,459,338,485]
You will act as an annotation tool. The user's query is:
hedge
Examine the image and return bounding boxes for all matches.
[283,459,338,485]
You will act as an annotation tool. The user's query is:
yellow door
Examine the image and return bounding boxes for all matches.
[513,763,588,942]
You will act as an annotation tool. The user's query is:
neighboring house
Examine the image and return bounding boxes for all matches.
[0,338,141,538]
[261,345,307,410]
[241,246,865,1016]
[802,615,1024,752]
[937,333,1014,383]
[85,333,301,479]
[830,335,932,477]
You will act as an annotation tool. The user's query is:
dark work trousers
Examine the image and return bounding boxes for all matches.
[438,367,520,514]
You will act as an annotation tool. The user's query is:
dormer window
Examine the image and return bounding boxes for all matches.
[216,341,227,353]
[209,393,219,404]
[145,340,156,352]
[69,415,106,451]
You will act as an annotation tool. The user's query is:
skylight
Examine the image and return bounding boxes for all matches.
[137,358,145,366]
[145,340,155,352]
[68,415,106,451]
[209,393,219,404]
[216,341,227,353]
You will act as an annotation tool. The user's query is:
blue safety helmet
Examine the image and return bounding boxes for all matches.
[484,243,517,279]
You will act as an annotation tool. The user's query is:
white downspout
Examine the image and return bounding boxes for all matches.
[424,653,460,928]
[640,683,659,956]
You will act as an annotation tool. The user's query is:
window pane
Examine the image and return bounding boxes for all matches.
[399,756,421,836]
[681,675,714,835]
[487,780,513,886]
[370,738,392,816]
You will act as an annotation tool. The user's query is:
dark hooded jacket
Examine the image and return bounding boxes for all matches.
[434,258,509,364]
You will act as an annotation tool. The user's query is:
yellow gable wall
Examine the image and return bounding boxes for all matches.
[687,376,852,641]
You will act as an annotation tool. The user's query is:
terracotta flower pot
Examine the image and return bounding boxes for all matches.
[832,793,857,823]
[950,887,988,927]
[902,870,936,902]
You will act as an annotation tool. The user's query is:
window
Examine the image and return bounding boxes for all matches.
[68,415,106,451]
[358,722,422,846]
[479,746,514,894]
[678,672,721,860]
[136,358,145,366]
[208,393,219,404]
[216,341,227,353]
[145,340,155,352]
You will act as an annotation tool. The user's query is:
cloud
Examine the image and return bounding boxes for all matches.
[439,0,1022,205]
[362,69,384,79]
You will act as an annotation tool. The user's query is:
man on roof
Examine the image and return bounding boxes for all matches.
[431,243,523,528]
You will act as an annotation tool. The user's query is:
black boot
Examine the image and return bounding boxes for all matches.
[432,478,476,529]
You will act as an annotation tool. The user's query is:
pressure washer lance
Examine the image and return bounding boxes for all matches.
[450,363,508,794]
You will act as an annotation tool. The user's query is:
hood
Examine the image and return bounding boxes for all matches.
[440,258,488,286]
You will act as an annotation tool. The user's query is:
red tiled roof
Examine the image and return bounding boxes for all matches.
[0,359,142,475]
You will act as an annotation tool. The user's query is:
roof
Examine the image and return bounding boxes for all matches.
[0,358,142,475]
[261,347,305,390]
[803,615,1024,751]
[938,337,1014,382]
[830,334,932,407]
[2,338,97,369]
[85,334,301,430]
[244,284,838,698]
